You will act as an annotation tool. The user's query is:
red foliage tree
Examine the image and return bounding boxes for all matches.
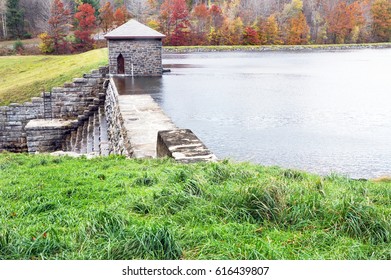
[74,3,97,51]
[243,26,260,45]
[48,0,71,54]
[160,0,190,46]
[99,2,115,33]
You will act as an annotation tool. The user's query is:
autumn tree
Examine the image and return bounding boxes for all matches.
[280,0,309,44]
[171,0,190,46]
[265,14,281,45]
[243,26,260,45]
[190,3,209,45]
[47,0,71,54]
[208,4,224,45]
[348,1,365,43]
[99,1,115,32]
[371,0,391,42]
[257,17,268,45]
[113,5,130,27]
[75,0,100,16]
[209,4,224,29]
[160,0,190,46]
[286,12,310,44]
[74,3,97,50]
[219,16,243,45]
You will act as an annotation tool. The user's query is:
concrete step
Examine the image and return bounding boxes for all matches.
[70,130,77,152]
[93,111,100,153]
[80,121,88,154]
[75,125,83,153]
[65,133,71,151]
[87,115,94,153]
[46,106,109,156]
[99,105,109,156]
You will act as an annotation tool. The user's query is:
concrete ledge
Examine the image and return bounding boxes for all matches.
[25,119,73,153]
[25,119,73,130]
[157,129,217,163]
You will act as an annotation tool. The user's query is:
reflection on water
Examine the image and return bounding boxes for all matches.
[113,77,163,95]
[119,49,391,178]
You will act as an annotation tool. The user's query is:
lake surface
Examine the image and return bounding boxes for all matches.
[119,49,391,178]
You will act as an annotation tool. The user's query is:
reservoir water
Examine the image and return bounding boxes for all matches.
[119,49,391,178]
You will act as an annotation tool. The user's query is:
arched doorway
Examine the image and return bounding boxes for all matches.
[117,54,125,74]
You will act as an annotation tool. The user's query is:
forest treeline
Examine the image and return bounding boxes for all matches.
[0,0,390,52]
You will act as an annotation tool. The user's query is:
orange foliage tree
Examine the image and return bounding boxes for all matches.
[99,1,115,33]
[327,1,365,44]
[113,5,131,27]
[190,3,210,45]
[286,12,310,45]
[265,14,281,45]
[371,0,391,42]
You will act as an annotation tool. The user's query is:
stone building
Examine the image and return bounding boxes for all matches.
[104,19,165,77]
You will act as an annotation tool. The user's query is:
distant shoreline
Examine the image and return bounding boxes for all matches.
[163,42,391,53]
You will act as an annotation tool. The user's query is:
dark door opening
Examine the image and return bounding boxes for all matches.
[117,54,125,74]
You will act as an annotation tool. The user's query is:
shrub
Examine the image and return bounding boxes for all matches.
[13,40,24,54]
[38,33,54,54]
[23,32,32,39]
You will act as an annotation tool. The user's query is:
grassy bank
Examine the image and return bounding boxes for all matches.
[0,153,390,260]
[0,48,108,106]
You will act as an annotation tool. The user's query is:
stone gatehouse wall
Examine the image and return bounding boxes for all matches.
[104,78,133,156]
[0,67,109,153]
[108,39,163,76]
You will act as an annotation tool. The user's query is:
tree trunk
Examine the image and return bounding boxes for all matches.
[1,13,7,39]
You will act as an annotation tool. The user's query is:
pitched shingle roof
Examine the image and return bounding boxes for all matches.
[104,19,165,39]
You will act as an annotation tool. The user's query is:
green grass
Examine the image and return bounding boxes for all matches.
[0,48,108,106]
[0,153,390,260]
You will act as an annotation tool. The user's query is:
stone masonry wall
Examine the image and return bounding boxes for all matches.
[0,66,109,153]
[25,119,75,153]
[104,78,133,156]
[0,99,44,152]
[108,39,163,76]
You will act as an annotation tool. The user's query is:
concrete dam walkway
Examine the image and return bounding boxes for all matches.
[105,76,217,162]
[114,85,177,158]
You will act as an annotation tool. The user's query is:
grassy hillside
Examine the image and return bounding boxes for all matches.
[0,48,108,106]
[0,153,390,260]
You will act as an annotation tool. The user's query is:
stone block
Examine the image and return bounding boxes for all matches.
[157,129,217,163]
